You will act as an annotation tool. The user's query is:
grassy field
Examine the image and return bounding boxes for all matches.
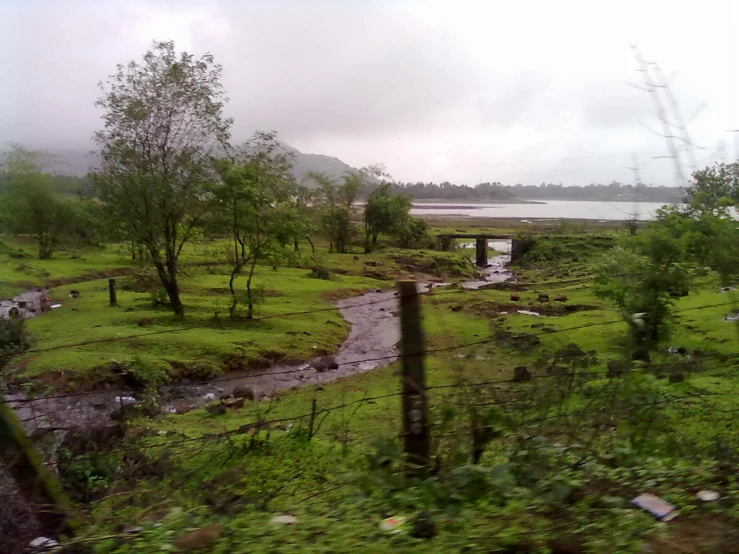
[4,225,739,552]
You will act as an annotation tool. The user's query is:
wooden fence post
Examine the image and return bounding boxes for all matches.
[109,278,117,307]
[0,395,78,535]
[397,280,430,474]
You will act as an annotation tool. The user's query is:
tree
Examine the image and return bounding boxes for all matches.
[91,41,232,316]
[683,163,739,217]
[0,144,75,259]
[594,226,690,350]
[213,131,297,318]
[363,183,412,251]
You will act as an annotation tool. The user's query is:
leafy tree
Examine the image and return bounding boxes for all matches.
[594,226,690,350]
[363,183,412,251]
[306,172,355,254]
[91,41,232,316]
[213,131,297,318]
[683,163,739,216]
[0,144,75,259]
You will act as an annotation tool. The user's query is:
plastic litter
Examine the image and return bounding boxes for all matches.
[50,304,62,309]
[115,396,137,405]
[696,490,720,502]
[380,516,407,533]
[724,312,739,322]
[631,493,677,521]
[518,310,541,317]
[271,513,296,524]
[29,537,58,550]
[203,393,216,401]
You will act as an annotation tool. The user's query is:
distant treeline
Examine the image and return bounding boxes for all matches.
[379,181,684,203]
[9,174,684,204]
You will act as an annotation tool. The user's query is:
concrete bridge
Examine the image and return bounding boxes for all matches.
[436,234,532,267]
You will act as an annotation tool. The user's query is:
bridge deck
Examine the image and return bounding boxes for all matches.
[436,234,513,239]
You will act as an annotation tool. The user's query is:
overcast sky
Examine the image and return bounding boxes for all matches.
[2,0,738,186]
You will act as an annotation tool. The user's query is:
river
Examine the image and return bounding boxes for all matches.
[411,200,673,221]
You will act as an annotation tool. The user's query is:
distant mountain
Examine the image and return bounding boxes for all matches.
[36,145,363,186]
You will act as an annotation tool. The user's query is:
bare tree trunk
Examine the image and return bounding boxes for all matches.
[246,257,257,319]
[306,235,315,254]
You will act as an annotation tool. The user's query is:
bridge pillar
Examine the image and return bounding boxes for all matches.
[475,237,488,267]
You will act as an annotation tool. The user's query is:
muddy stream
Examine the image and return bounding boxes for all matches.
[6,243,512,433]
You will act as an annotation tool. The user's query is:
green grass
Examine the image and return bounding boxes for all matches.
[10,264,386,389]
[6,224,739,552]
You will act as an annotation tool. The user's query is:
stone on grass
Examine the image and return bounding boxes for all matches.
[172,524,221,552]
[311,356,339,372]
[554,295,568,302]
[513,366,532,382]
[233,386,256,401]
[510,294,520,301]
[137,317,153,327]
[537,294,550,303]
[206,402,226,416]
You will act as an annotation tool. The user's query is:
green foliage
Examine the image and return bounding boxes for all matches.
[0,317,28,367]
[91,41,232,316]
[363,183,412,251]
[594,228,690,349]
[0,144,83,259]
[212,131,300,318]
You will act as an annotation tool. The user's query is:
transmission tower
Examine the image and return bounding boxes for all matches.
[630,45,687,187]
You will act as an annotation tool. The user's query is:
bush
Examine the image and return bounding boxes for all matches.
[308,266,331,280]
[0,317,29,367]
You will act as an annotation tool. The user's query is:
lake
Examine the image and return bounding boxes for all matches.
[410,200,674,221]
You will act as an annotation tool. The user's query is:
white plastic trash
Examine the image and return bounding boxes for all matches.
[696,490,720,502]
[115,396,137,405]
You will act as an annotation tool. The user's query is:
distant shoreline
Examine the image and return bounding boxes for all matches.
[410,198,544,205]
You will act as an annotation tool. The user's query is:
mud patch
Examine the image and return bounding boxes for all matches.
[493,329,541,353]
[451,300,597,317]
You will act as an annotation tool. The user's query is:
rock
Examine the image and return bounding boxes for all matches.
[375,289,383,293]
[410,511,436,539]
[510,294,520,301]
[173,401,193,414]
[111,403,149,422]
[270,515,297,524]
[677,346,688,356]
[206,402,226,416]
[631,348,651,363]
[70,289,80,298]
[513,366,532,382]
[137,317,153,327]
[353,256,359,261]
[218,393,231,401]
[203,393,216,402]
[537,294,550,303]
[222,398,245,410]
[554,295,568,302]
[172,524,221,552]
[250,356,271,370]
[364,261,378,267]
[311,356,339,372]
[233,386,256,401]
[380,307,386,312]
[125,306,136,312]
[450,305,463,312]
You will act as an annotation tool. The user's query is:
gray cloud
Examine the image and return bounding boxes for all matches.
[1,0,735,185]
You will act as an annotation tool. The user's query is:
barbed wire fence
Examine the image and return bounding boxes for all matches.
[1,276,738,550]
